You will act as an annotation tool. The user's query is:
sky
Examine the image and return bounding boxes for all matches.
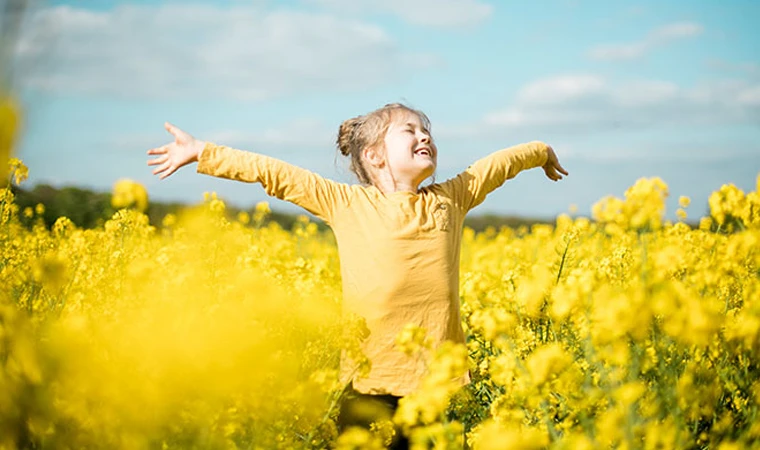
[10,0,760,221]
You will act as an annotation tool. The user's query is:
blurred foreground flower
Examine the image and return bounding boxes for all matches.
[111,178,148,212]
[1,96,20,179]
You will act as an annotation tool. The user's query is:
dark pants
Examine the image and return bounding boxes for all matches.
[337,385,409,449]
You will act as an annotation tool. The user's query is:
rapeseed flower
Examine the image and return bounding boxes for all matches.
[2,162,760,448]
[111,178,149,212]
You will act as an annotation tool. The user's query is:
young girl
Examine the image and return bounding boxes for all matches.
[147,103,568,448]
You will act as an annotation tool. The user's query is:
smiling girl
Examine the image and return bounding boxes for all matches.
[147,103,567,448]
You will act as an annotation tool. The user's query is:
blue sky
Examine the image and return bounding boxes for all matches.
[12,0,760,220]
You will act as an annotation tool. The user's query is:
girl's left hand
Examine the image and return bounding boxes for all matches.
[147,122,206,180]
[543,145,568,181]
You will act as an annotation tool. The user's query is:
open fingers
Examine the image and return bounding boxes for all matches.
[546,152,568,175]
[165,121,184,139]
[159,166,177,180]
[147,145,168,156]
[544,166,557,181]
[554,161,569,176]
[152,161,171,176]
[147,154,168,166]
[544,165,564,181]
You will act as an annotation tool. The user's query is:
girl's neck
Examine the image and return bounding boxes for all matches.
[372,172,420,194]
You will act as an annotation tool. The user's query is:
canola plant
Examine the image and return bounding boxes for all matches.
[1,158,759,449]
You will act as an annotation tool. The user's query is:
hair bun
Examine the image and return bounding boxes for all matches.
[337,117,361,157]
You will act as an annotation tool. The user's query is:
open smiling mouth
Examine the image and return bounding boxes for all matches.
[414,148,432,157]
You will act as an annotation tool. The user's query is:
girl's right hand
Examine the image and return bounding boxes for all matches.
[542,145,569,182]
[147,122,207,180]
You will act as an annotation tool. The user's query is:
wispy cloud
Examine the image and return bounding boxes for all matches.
[706,59,760,78]
[481,74,759,132]
[588,22,703,61]
[14,4,439,99]
[304,0,492,28]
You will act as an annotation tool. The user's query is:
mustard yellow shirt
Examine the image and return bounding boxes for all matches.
[197,141,550,396]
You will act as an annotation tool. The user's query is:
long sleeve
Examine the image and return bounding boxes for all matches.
[438,141,550,212]
[196,142,349,224]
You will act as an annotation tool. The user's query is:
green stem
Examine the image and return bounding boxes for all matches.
[556,238,571,285]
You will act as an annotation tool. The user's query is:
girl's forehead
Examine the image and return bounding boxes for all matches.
[389,109,426,127]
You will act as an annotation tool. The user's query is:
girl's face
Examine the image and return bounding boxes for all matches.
[380,110,437,187]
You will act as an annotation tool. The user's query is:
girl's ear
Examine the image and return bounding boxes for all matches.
[363,145,385,168]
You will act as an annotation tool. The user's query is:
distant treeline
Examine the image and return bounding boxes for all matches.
[11,184,551,233]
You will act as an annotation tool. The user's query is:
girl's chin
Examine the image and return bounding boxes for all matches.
[418,167,436,180]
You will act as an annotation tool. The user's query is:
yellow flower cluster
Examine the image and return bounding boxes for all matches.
[459,175,760,449]
[7,157,28,186]
[111,178,149,212]
[2,160,760,449]
[592,177,669,233]
[708,178,760,231]
[1,184,349,449]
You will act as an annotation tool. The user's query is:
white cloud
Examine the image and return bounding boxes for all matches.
[737,86,760,106]
[588,21,704,61]
[587,43,648,61]
[304,0,492,28]
[650,22,703,40]
[609,80,679,106]
[14,4,438,99]
[706,59,760,78]
[516,75,606,104]
[477,74,759,133]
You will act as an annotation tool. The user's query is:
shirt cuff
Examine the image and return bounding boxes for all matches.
[196,141,218,175]
[525,141,550,168]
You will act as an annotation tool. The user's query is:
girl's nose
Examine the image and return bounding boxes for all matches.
[418,132,430,143]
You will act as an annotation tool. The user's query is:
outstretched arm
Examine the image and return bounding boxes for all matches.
[147,122,348,223]
[438,141,568,212]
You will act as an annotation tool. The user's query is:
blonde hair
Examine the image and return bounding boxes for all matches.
[337,103,431,185]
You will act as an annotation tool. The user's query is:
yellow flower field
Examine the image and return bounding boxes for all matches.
[2,159,759,449]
